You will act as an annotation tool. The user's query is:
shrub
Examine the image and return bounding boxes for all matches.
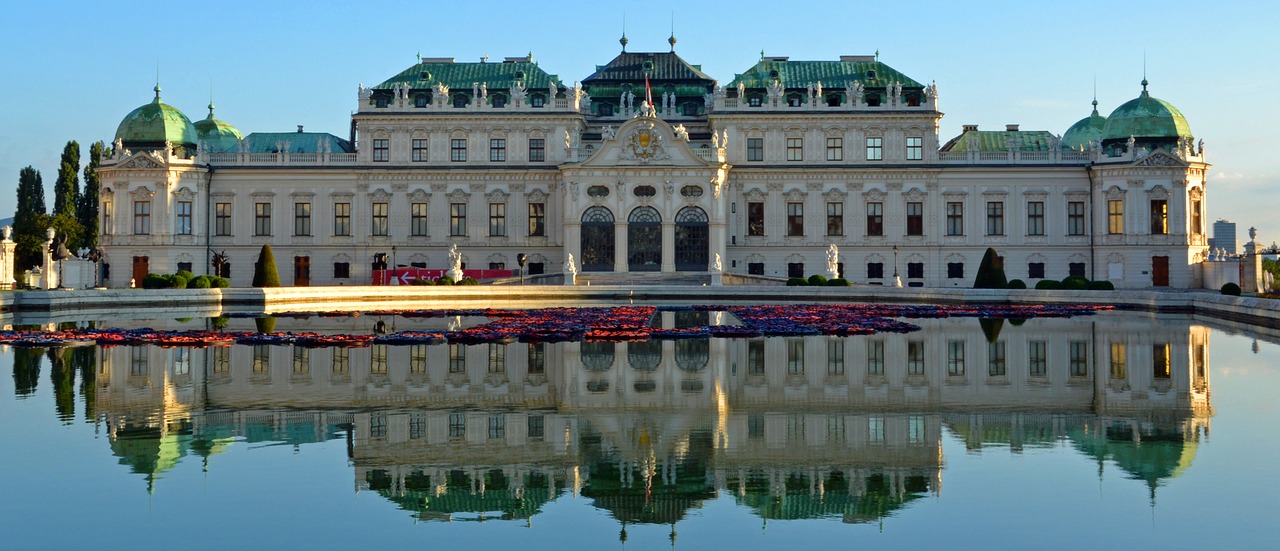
[1221,282,1242,296]
[189,275,211,289]
[807,274,828,286]
[459,277,479,285]
[974,248,1008,289]
[165,274,188,289]
[827,278,851,286]
[141,273,168,289]
[1007,279,1027,289]
[211,276,231,288]
[786,277,808,286]
[409,278,433,286]
[175,270,195,282]
[1088,280,1115,291]
[252,244,281,287]
[436,276,455,286]
[209,315,229,330]
[1061,276,1089,290]
[1035,280,1062,290]
[254,316,277,334]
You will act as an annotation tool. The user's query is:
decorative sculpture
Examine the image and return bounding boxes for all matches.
[825,244,840,279]
[713,254,723,273]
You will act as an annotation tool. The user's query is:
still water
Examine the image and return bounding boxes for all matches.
[2,309,1277,550]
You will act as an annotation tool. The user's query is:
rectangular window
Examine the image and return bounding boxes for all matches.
[908,415,925,444]
[865,137,883,161]
[214,202,231,236]
[102,200,114,235]
[528,343,546,375]
[826,137,843,161]
[1110,343,1127,379]
[132,201,151,235]
[866,202,884,236]
[786,137,803,161]
[787,339,804,374]
[748,202,765,236]
[827,339,845,375]
[826,202,844,236]
[867,340,885,375]
[372,138,389,162]
[1108,199,1124,234]
[333,262,349,279]
[907,340,925,375]
[331,347,349,375]
[907,262,924,279]
[175,201,192,235]
[450,203,467,236]
[409,414,426,439]
[527,416,545,440]
[947,262,964,279]
[254,202,271,236]
[252,345,270,374]
[868,416,885,444]
[1069,262,1086,277]
[450,138,467,162]
[906,136,923,161]
[746,138,764,161]
[947,340,966,376]
[1070,341,1089,377]
[1150,199,1168,235]
[489,138,506,162]
[529,138,545,162]
[293,202,311,236]
[1027,201,1045,236]
[1068,201,1086,236]
[528,203,546,236]
[946,202,964,236]
[786,202,804,236]
[411,203,428,236]
[370,345,387,375]
[906,201,924,236]
[488,343,506,374]
[370,414,387,438]
[489,203,506,237]
[371,202,388,236]
[747,340,765,375]
[747,262,765,275]
[986,201,1004,236]
[1028,262,1045,279]
[863,261,883,279]
[1029,341,1047,377]
[411,139,428,162]
[409,344,427,374]
[449,413,465,440]
[1190,199,1203,235]
[1153,344,1171,379]
[333,202,351,236]
[449,343,466,374]
[988,341,1006,376]
[788,262,804,278]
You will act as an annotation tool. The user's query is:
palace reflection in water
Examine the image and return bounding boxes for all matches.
[71,312,1211,525]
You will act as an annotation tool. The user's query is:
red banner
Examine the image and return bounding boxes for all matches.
[373,268,514,285]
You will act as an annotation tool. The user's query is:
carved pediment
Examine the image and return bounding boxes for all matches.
[129,186,155,200]
[783,188,806,202]
[1134,151,1186,167]
[527,189,548,203]
[823,188,847,202]
[1104,185,1126,200]
[1146,185,1170,200]
[173,187,196,201]
[486,188,509,201]
[117,153,164,170]
[903,187,926,202]
[744,188,767,202]
[448,188,470,201]
[408,188,431,202]
[862,189,886,202]
[1188,186,1204,200]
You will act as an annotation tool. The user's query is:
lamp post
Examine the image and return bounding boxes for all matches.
[893,245,902,288]
[517,253,527,285]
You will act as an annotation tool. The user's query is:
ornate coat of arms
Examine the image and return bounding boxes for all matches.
[619,121,670,163]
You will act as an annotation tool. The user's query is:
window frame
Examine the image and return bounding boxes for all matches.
[489,138,506,162]
[906,136,923,161]
[1027,201,1045,236]
[906,201,924,236]
[450,202,467,237]
[786,137,803,161]
[746,137,764,161]
[371,202,389,237]
[488,202,506,237]
[132,200,151,235]
[1150,199,1168,235]
[411,138,428,162]
[786,202,804,236]
[253,202,271,236]
[528,202,546,237]
[866,202,884,236]
[333,202,351,236]
[825,137,843,161]
[1068,201,1086,236]
[411,202,428,237]
[986,201,1005,236]
[865,137,883,161]
[293,202,312,236]
[450,138,467,162]
[528,138,545,162]
[175,200,192,235]
[372,138,389,162]
[214,202,232,236]
[826,202,844,236]
[1108,199,1124,234]
[946,201,964,236]
[747,202,765,236]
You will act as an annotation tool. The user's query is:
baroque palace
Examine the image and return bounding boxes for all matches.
[96,38,1210,287]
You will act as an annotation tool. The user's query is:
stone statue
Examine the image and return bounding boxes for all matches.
[1,226,11,242]
[1126,135,1136,152]
[673,124,688,140]
[448,244,462,272]
[1250,226,1258,241]
[548,81,558,98]
[767,79,784,99]
[479,82,487,99]
[602,125,616,140]
[713,254,723,273]
[721,130,728,148]
[704,92,714,109]
[736,82,745,99]
[1198,139,1206,156]
[565,254,577,276]
[639,100,656,118]
[358,84,372,101]
[564,129,573,150]
[825,244,839,277]
[434,82,449,98]
[113,137,124,156]
[51,234,73,261]
[711,131,720,148]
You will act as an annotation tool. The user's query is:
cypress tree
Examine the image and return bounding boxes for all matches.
[252,244,281,287]
[78,141,105,249]
[54,141,80,218]
[14,166,47,270]
[973,247,1008,289]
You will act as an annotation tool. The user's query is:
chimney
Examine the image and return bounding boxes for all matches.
[1005,124,1019,131]
[297,125,304,133]
[962,124,979,133]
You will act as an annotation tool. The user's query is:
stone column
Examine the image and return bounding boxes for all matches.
[661,222,676,272]
[614,220,627,272]
[1242,228,1263,293]
[0,226,15,289]
[41,228,57,289]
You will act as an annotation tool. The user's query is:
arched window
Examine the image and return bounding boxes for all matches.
[580,206,615,271]
[674,206,709,271]
[582,341,615,372]
[675,340,708,372]
[628,207,661,271]
[628,340,662,371]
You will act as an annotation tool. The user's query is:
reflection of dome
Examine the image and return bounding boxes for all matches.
[1061,99,1107,151]
[368,469,562,521]
[735,471,931,522]
[192,103,243,153]
[115,85,200,155]
[109,421,191,493]
[1101,80,1192,149]
[1069,419,1201,495]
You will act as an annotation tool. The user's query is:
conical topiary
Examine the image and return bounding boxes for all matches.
[974,247,1008,289]
[252,244,281,287]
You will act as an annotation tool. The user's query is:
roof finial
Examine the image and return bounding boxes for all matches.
[669,12,676,52]
[417,52,421,63]
[1141,53,1149,96]
[154,61,161,101]
[620,10,628,52]
[875,49,880,62]
[1092,76,1098,115]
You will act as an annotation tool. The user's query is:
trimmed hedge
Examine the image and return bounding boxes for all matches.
[252,244,281,287]
[1221,282,1242,296]
[189,275,212,289]
[1035,280,1063,290]
[808,274,829,286]
[827,278,851,286]
[1007,279,1027,289]
[1088,280,1115,291]
[974,248,1008,289]
[786,277,808,286]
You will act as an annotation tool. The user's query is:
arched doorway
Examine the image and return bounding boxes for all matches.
[580,206,615,271]
[675,206,709,271]
[628,206,661,271]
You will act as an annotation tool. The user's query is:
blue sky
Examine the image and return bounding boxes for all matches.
[2,0,1276,243]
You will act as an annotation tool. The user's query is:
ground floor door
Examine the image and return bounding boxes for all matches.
[131,256,148,287]
[294,256,311,286]
[674,206,708,271]
[1152,256,1169,287]
[627,206,661,272]
[581,206,615,272]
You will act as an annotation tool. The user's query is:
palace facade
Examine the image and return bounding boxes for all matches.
[96,41,1210,288]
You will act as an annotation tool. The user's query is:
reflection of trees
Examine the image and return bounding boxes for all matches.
[12,347,43,397]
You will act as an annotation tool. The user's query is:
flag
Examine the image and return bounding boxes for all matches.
[645,73,653,108]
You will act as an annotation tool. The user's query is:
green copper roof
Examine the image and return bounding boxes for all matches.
[1101,81,1192,143]
[583,51,716,85]
[193,103,244,154]
[375,60,565,92]
[1061,100,1107,150]
[115,86,200,148]
[727,59,923,90]
[943,129,1059,152]
[239,132,353,154]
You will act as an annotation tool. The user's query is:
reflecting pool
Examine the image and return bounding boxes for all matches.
[2,309,1277,550]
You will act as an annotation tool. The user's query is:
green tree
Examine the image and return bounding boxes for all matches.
[252,244,281,287]
[973,247,1008,289]
[14,166,47,271]
[78,141,105,249]
[54,141,80,220]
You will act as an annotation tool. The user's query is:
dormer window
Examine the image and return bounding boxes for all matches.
[827,94,841,107]
[748,95,762,107]
[865,92,881,107]
[375,96,390,108]
[598,102,613,116]
[866,70,876,79]
[769,70,779,79]
[788,94,803,107]
[453,94,468,108]
[530,94,545,107]
[514,71,525,80]
[492,94,507,108]
[682,102,698,116]
[415,94,429,108]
